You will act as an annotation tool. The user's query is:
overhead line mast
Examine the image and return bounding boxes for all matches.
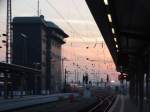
[37,0,40,16]
[6,0,12,63]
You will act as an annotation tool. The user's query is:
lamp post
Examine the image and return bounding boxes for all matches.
[76,64,79,84]
[64,68,67,86]
[86,58,102,86]
[61,57,72,84]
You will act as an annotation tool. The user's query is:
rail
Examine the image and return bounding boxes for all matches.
[88,94,116,112]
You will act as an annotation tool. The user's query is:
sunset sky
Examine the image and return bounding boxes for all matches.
[0,0,119,82]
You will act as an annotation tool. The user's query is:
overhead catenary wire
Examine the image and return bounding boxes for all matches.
[44,0,83,75]
[71,0,91,35]
[71,0,99,48]
[12,0,37,15]
[45,0,87,43]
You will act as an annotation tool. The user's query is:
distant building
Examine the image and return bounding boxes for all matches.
[12,16,68,94]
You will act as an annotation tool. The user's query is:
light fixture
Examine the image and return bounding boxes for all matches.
[104,0,108,5]
[108,14,112,22]
[116,44,118,48]
[114,38,117,42]
[111,80,115,83]
[112,28,115,34]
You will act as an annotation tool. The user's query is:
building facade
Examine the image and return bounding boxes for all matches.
[12,16,68,94]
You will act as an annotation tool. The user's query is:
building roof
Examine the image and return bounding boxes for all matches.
[0,62,41,74]
[46,21,69,38]
[13,16,69,38]
[13,16,46,25]
[46,21,60,29]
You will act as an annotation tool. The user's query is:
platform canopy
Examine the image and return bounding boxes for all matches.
[0,62,41,74]
[86,0,150,73]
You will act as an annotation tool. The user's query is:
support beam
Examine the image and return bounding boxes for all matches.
[148,49,150,111]
[119,30,150,42]
[135,72,139,106]
[4,72,8,99]
[6,0,12,63]
[137,57,144,112]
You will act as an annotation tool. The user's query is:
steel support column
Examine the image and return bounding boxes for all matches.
[148,49,150,111]
[129,72,136,100]
[138,58,144,112]
[4,72,8,99]
[20,74,25,97]
[34,75,38,95]
[10,74,14,98]
[135,70,139,106]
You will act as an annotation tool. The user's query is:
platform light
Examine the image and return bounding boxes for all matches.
[108,14,112,22]
[111,80,115,83]
[104,0,108,5]
[116,44,118,48]
[112,28,115,34]
[114,38,117,42]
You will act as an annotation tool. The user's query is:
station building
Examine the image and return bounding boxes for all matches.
[12,15,68,94]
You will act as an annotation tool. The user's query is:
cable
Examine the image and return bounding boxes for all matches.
[71,0,90,33]
[72,0,103,49]
[71,0,94,47]
[45,0,87,43]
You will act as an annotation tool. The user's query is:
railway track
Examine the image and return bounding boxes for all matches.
[79,92,116,112]
[88,94,116,112]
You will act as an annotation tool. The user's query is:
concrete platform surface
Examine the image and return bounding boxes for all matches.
[12,97,97,112]
[109,95,139,112]
[0,93,79,112]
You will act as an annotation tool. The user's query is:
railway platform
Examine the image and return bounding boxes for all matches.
[109,95,149,112]
[0,93,79,112]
